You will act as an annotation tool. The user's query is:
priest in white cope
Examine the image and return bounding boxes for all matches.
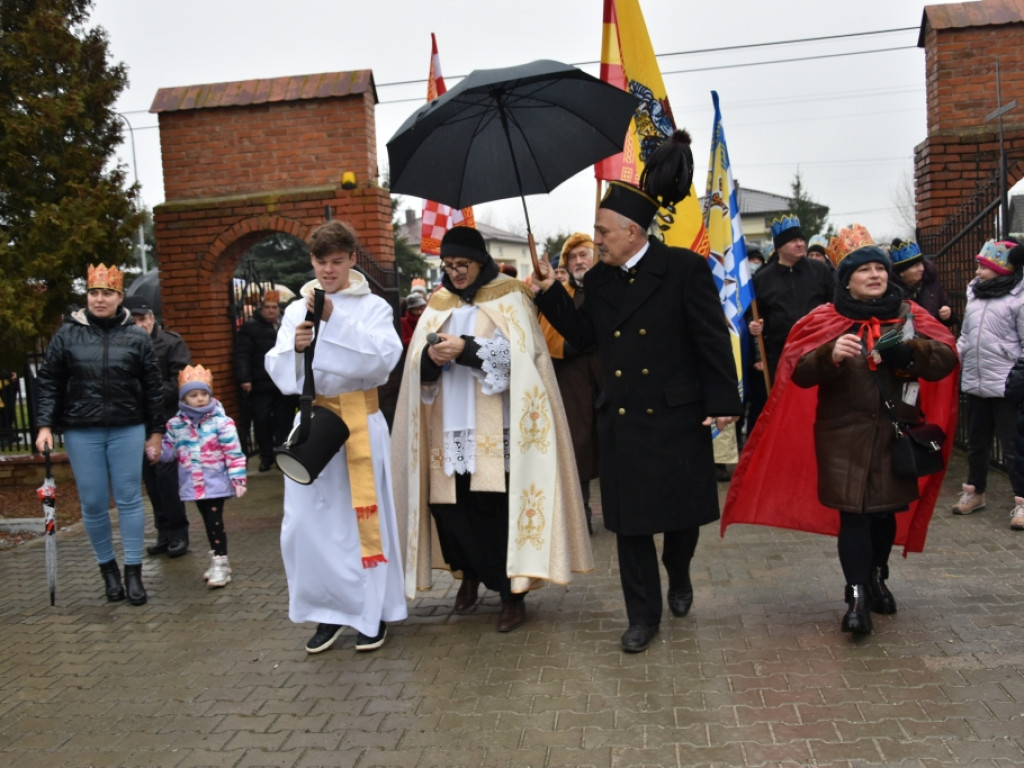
[392,226,593,633]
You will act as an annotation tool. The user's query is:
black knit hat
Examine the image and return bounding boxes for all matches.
[836,245,891,288]
[440,226,489,263]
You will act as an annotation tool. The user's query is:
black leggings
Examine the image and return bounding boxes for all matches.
[195,497,229,556]
[836,511,896,586]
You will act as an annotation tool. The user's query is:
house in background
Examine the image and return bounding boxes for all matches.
[700,183,827,251]
[397,209,531,288]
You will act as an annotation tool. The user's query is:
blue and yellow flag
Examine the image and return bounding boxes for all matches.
[597,0,709,255]
[704,92,753,453]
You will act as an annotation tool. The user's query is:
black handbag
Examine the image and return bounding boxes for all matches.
[274,289,350,484]
[872,370,945,479]
[890,422,945,478]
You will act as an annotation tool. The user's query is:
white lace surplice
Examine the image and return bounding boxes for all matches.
[436,305,511,476]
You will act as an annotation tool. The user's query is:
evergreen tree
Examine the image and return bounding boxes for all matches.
[0,0,139,366]
[787,170,833,239]
[391,200,429,294]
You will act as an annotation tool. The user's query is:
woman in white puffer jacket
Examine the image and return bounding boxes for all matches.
[953,239,1024,519]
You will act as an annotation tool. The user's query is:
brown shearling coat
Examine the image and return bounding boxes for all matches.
[792,337,958,513]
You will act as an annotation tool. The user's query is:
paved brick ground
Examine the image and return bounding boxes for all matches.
[1,452,1022,768]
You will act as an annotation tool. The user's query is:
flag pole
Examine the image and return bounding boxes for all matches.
[749,299,772,393]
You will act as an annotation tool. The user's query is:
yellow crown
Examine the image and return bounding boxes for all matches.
[825,224,875,267]
[178,364,214,390]
[86,263,124,292]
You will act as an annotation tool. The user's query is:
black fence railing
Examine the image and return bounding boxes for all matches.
[1,353,63,455]
[920,170,1007,466]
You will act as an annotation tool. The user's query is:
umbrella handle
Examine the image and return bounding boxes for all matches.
[43,445,51,480]
[528,233,542,276]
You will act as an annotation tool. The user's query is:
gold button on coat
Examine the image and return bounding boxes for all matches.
[641,368,649,375]
[639,328,647,335]
[646,409,654,415]
[614,370,622,377]
[613,330,621,338]
[618,408,626,415]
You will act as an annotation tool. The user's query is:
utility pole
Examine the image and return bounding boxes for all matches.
[985,60,1017,240]
[117,113,148,273]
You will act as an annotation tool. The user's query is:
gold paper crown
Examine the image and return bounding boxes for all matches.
[825,224,875,267]
[178,364,214,390]
[87,263,124,292]
[263,290,280,304]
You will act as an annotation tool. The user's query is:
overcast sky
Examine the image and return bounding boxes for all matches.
[90,0,966,246]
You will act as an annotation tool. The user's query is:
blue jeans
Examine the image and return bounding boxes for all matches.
[64,425,146,565]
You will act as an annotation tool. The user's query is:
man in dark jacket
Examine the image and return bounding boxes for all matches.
[123,297,193,557]
[534,179,743,653]
[747,216,835,380]
[234,291,297,471]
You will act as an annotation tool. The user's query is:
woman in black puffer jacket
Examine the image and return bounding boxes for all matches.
[35,264,165,605]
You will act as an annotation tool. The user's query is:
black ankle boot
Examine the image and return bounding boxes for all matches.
[99,559,125,602]
[123,564,147,606]
[868,565,897,614]
[841,584,873,635]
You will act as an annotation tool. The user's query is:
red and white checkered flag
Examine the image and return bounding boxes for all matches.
[421,33,474,255]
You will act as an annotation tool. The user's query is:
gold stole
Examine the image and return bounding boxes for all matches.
[314,390,385,568]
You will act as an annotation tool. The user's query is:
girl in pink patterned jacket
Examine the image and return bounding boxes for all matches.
[159,365,246,588]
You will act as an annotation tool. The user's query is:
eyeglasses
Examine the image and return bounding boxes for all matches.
[441,261,472,276]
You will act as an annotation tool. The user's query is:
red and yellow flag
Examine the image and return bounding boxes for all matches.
[420,33,475,255]
[597,0,709,256]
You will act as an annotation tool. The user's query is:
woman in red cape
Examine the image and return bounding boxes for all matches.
[723,230,958,636]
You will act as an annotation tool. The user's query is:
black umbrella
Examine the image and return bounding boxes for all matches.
[37,447,57,606]
[386,59,637,268]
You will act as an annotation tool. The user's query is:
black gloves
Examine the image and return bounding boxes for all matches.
[878,342,914,371]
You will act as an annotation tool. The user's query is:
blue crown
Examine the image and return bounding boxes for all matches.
[890,240,922,265]
[770,215,801,239]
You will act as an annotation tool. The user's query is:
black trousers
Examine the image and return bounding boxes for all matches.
[142,457,188,539]
[964,394,1021,495]
[429,472,521,603]
[251,389,298,462]
[616,527,699,627]
[836,511,896,586]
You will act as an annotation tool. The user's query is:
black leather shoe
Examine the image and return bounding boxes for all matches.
[668,589,694,618]
[668,573,694,617]
[123,564,147,606]
[868,565,897,614]
[259,460,274,472]
[167,538,189,558]
[146,535,169,556]
[99,559,125,602]
[497,600,526,633]
[621,624,659,653]
[841,584,873,635]
[454,577,480,613]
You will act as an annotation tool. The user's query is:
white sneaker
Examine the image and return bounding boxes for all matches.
[206,555,231,588]
[952,484,986,515]
[202,551,214,580]
[1011,498,1024,531]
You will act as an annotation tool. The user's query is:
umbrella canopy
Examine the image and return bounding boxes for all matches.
[386,59,637,214]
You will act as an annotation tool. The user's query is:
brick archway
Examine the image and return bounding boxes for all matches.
[915,1,1024,234]
[150,70,395,420]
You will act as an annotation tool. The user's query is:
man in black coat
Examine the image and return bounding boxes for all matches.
[234,291,297,471]
[123,297,193,557]
[534,179,742,652]
[747,216,835,380]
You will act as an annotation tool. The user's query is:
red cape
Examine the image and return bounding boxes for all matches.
[722,302,959,555]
